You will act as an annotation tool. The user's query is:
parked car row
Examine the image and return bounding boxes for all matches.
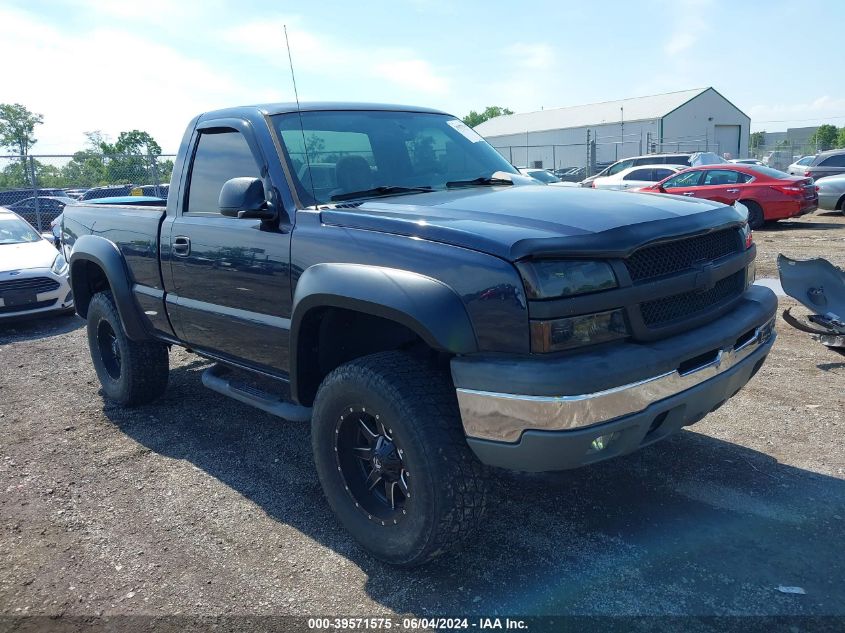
[526,149,835,227]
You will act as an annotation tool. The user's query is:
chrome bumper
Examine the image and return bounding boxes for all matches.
[456,317,776,443]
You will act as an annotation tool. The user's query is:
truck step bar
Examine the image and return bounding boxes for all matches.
[201,364,312,422]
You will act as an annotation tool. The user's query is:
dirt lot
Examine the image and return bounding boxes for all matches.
[1,212,844,623]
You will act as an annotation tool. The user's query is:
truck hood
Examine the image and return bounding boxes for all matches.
[320,185,746,261]
[0,238,58,271]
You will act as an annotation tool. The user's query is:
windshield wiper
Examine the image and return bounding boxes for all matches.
[446,176,514,188]
[330,186,432,202]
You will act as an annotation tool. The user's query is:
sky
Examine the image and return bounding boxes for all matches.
[1,0,844,154]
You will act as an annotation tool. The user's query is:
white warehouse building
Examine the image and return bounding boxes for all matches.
[474,87,751,171]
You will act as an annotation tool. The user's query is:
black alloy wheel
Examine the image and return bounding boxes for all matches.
[335,407,411,524]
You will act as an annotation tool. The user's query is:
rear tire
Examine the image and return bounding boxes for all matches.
[86,291,169,406]
[742,200,765,230]
[311,351,488,566]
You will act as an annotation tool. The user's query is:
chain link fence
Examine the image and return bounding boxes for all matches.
[749,142,816,172]
[0,153,176,231]
[490,131,728,181]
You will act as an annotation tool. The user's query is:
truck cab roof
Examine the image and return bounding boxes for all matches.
[198,102,450,121]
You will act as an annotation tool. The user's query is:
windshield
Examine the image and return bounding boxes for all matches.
[272,111,518,205]
[0,214,41,244]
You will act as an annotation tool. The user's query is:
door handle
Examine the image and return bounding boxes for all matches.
[173,236,191,257]
[682,192,696,196]
[726,188,740,193]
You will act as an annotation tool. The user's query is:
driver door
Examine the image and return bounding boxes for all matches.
[165,123,293,373]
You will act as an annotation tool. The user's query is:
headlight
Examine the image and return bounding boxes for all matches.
[516,260,617,299]
[530,309,629,353]
[51,252,68,275]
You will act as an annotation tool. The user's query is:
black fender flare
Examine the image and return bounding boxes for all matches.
[289,263,478,400]
[68,234,151,341]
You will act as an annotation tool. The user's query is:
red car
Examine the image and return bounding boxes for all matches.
[639,164,818,229]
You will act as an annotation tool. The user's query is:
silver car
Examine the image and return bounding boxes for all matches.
[805,149,845,181]
[787,155,815,176]
[815,174,845,212]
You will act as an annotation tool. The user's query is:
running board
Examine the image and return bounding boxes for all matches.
[201,364,312,422]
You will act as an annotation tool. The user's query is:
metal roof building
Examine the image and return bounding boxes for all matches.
[475,87,751,171]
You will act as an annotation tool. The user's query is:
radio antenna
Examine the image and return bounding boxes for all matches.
[284,25,317,207]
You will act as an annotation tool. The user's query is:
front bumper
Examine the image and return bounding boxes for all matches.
[0,268,74,320]
[452,286,777,471]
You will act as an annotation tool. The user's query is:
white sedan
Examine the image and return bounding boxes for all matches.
[0,207,74,320]
[518,168,578,187]
[590,165,683,190]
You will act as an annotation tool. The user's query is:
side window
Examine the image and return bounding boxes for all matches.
[820,153,845,167]
[701,169,741,186]
[798,156,814,166]
[624,169,653,181]
[653,168,675,180]
[663,171,702,188]
[186,130,262,215]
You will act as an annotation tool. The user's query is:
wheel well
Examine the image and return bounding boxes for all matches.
[295,307,444,406]
[71,260,111,318]
[838,194,845,211]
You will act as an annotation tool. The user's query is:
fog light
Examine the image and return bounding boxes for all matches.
[589,432,618,453]
[745,261,756,288]
[530,309,628,353]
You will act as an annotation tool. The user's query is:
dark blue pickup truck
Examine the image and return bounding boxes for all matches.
[63,103,777,565]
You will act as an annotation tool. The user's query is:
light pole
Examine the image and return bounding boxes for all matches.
[620,106,624,159]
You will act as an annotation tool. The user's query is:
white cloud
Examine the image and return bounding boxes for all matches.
[664,31,697,56]
[662,0,710,57]
[505,43,555,70]
[373,60,449,95]
[748,95,845,130]
[221,18,451,97]
[0,6,255,153]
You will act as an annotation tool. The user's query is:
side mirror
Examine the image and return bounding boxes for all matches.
[219,177,275,220]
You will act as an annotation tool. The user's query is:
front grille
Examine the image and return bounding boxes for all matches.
[641,270,745,327]
[0,298,58,314]
[0,277,61,295]
[626,229,742,282]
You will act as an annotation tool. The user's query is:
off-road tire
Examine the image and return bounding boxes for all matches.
[742,199,765,230]
[86,291,169,406]
[311,351,489,566]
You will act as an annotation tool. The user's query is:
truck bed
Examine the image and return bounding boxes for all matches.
[63,201,167,292]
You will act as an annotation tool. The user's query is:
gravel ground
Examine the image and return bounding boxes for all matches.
[1,212,844,623]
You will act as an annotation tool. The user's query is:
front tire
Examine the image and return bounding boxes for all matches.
[311,352,488,566]
[86,291,169,406]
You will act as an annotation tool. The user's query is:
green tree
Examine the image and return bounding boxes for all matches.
[59,132,109,187]
[750,131,766,151]
[462,106,514,128]
[810,124,838,151]
[0,103,44,185]
[100,130,164,185]
[836,127,845,149]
